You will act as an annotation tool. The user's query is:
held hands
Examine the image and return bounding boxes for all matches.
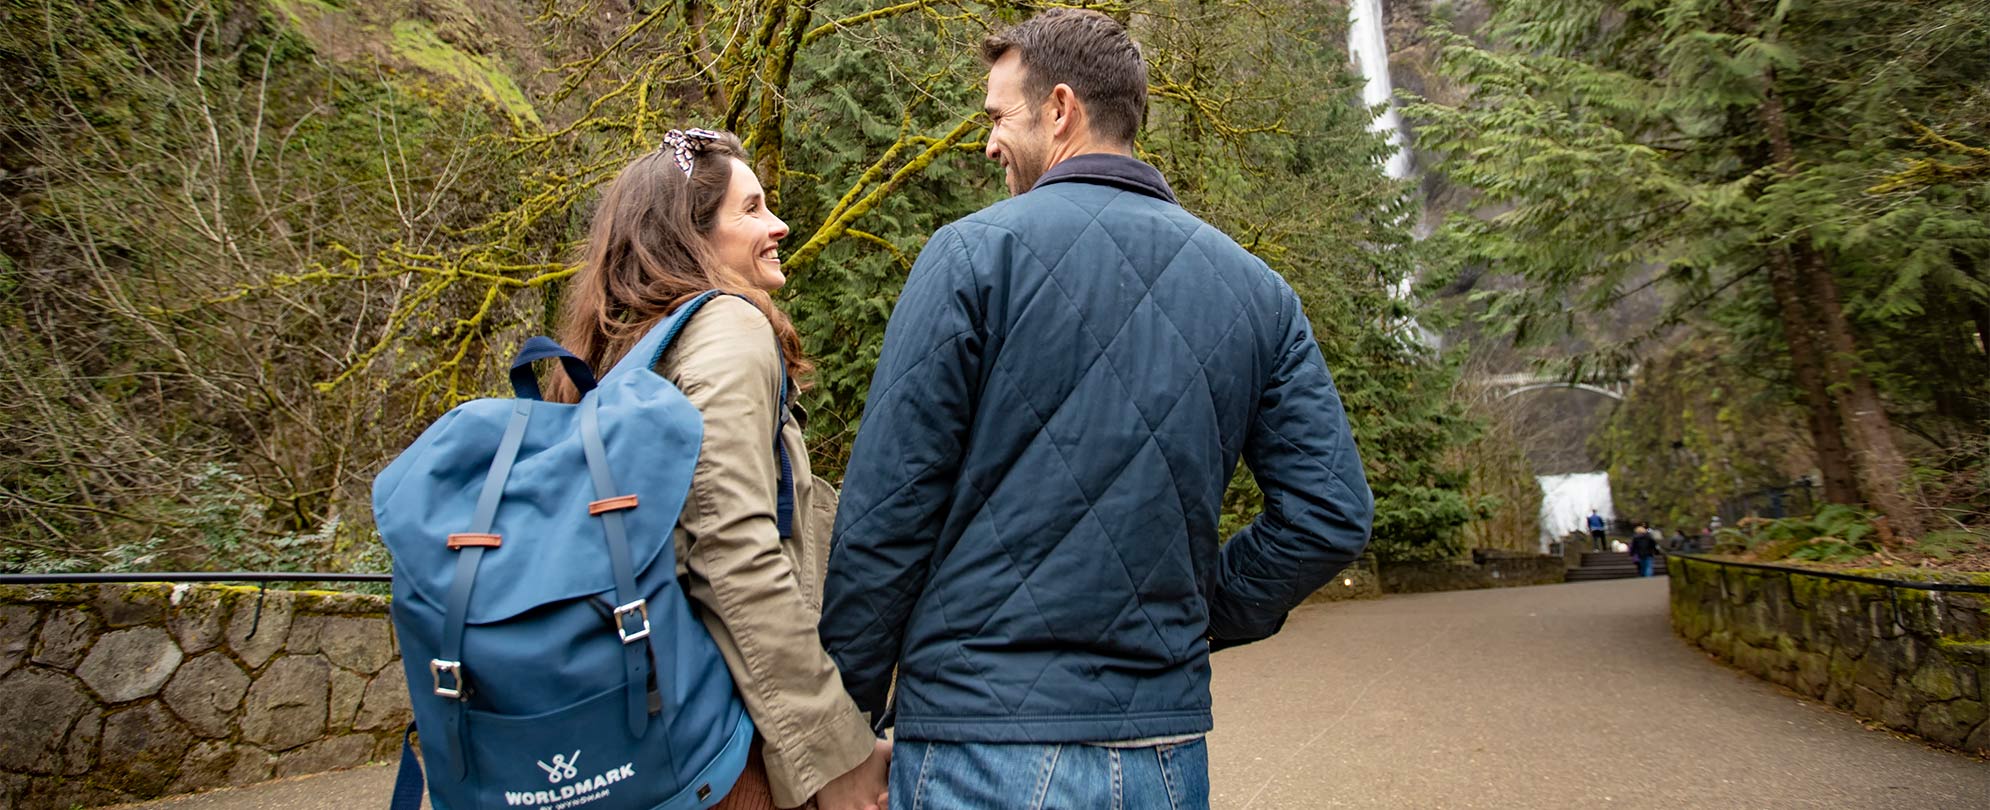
[813,738,892,810]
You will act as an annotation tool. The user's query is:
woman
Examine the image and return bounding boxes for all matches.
[549,129,886,810]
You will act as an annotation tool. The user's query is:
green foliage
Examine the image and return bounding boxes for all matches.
[1592,337,1808,530]
[2,0,1492,574]
[1411,0,1990,532]
[1721,505,1990,567]
[1733,505,1883,563]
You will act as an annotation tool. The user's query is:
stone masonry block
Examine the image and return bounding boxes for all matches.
[227,591,294,670]
[0,605,39,678]
[1869,599,1907,640]
[1917,700,1986,749]
[1854,653,1896,694]
[274,734,376,778]
[293,590,392,616]
[169,587,230,656]
[1910,660,1967,703]
[1796,652,1829,699]
[163,653,252,738]
[0,771,25,809]
[94,584,172,628]
[62,710,102,776]
[355,665,411,732]
[318,616,395,674]
[33,608,99,668]
[330,667,366,730]
[170,741,274,794]
[77,626,184,703]
[288,615,324,655]
[0,668,93,774]
[241,655,329,751]
[1967,715,1990,756]
[98,702,194,796]
[1854,685,1887,720]
[1789,574,1820,608]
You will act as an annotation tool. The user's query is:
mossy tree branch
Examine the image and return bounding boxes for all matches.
[785,114,982,275]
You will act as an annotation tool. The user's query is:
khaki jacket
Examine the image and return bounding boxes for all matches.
[655,296,873,808]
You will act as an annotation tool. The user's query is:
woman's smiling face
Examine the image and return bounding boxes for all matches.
[707,157,790,291]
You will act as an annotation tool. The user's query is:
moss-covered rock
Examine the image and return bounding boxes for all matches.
[1917,700,1987,749]
[1796,652,1830,699]
[1910,660,1966,703]
[1673,558,1990,753]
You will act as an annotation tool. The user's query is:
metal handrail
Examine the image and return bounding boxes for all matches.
[1672,554,1990,594]
[0,572,390,584]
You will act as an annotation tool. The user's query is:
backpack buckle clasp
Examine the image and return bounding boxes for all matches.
[431,659,467,699]
[613,599,651,643]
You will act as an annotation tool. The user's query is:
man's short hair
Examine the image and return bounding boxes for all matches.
[980,9,1147,146]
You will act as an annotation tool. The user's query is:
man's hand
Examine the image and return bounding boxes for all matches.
[814,738,891,810]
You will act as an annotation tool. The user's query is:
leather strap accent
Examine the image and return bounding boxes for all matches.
[446,533,502,549]
[588,495,639,515]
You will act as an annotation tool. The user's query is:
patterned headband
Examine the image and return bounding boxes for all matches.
[660,128,723,176]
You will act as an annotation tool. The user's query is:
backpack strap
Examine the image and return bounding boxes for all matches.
[388,723,425,810]
[579,393,666,740]
[510,336,597,400]
[613,290,798,538]
[772,348,796,541]
[434,396,536,781]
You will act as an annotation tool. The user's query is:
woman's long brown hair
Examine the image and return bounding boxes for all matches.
[547,131,809,403]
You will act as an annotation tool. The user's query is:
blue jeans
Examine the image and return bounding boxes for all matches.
[890,738,1210,810]
[1638,556,1655,577]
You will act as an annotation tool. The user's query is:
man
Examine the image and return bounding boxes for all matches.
[1587,509,1608,551]
[818,10,1373,808]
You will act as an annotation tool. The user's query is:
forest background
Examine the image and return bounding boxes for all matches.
[2,0,1984,577]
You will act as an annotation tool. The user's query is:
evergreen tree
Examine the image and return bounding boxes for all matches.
[1411,0,1990,536]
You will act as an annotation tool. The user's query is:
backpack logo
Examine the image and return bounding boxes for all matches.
[538,751,582,783]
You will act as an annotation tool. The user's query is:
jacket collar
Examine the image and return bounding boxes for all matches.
[1029,153,1179,205]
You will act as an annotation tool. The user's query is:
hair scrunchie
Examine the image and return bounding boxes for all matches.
[660,128,723,176]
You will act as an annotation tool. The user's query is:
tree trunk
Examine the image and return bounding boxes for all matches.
[1759,83,1924,536]
[1763,249,1860,505]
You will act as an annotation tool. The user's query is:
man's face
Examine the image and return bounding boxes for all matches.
[984,51,1054,197]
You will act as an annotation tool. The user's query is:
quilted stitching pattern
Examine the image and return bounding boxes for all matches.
[822,177,1373,743]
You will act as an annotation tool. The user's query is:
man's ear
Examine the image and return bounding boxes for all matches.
[1047,83,1082,139]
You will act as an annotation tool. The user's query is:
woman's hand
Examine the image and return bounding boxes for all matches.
[814,738,891,810]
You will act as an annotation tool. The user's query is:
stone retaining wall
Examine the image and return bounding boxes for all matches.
[0,583,410,809]
[1669,556,1990,755]
[1380,553,1566,594]
[1302,555,1384,603]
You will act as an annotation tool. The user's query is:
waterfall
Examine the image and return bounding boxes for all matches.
[1348,0,1412,182]
[1346,2,1615,550]
[1347,0,1434,343]
[1538,472,1615,552]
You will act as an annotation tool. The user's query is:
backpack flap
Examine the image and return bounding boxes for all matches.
[372,381,702,626]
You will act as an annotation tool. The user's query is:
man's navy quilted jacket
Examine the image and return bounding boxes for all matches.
[819,154,1373,743]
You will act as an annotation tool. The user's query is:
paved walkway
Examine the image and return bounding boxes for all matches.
[122,578,1990,809]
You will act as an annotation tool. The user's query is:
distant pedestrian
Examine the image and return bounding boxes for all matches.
[1630,524,1660,577]
[1587,509,1607,552]
[1669,529,1689,552]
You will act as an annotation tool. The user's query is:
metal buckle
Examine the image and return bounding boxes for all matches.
[431,659,466,699]
[613,599,651,643]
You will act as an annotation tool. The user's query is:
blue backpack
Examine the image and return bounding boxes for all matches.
[376,292,786,810]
